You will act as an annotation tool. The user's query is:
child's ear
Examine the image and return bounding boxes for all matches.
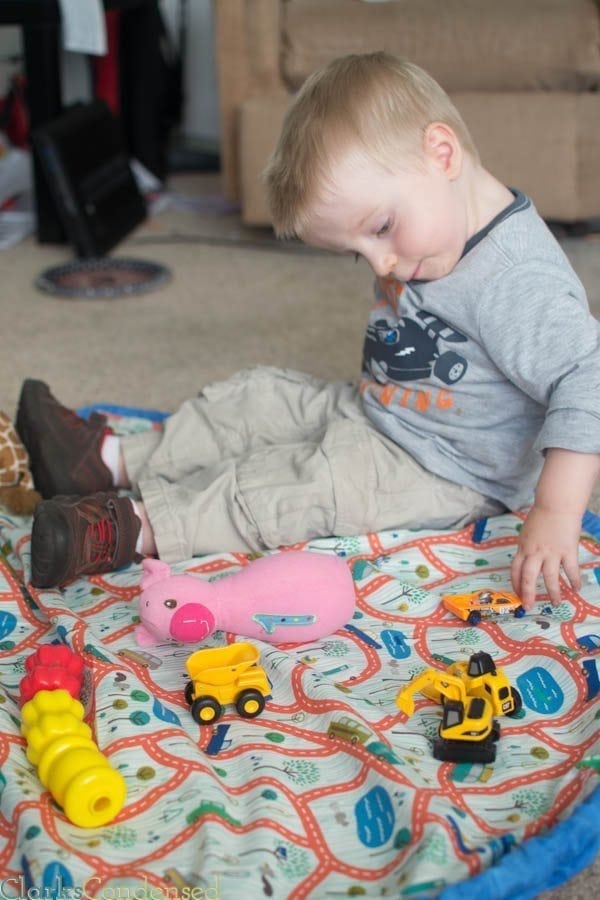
[423,123,463,179]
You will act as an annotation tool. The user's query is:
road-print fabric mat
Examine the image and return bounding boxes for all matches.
[0,410,598,899]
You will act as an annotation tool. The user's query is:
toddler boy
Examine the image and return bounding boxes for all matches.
[19,53,600,611]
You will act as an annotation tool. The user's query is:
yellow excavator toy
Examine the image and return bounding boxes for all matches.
[396,651,522,763]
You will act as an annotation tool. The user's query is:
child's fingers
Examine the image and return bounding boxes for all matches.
[510,554,523,598]
[561,554,581,595]
[541,559,562,606]
[512,553,540,610]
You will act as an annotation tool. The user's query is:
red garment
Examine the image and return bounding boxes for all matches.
[93,10,121,115]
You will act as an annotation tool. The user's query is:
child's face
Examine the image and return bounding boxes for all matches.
[301,143,471,283]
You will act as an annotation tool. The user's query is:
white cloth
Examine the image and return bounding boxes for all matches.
[57,0,107,56]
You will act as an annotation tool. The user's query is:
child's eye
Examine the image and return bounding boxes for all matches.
[376,218,392,237]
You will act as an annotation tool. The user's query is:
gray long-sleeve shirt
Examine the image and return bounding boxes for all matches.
[360,191,600,510]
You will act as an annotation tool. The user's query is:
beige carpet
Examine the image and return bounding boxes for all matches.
[0,175,371,416]
[0,173,598,896]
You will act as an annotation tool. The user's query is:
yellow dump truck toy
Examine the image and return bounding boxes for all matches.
[184,642,270,724]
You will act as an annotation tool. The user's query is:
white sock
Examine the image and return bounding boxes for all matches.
[130,499,145,555]
[100,434,121,485]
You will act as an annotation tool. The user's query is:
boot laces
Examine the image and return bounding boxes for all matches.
[85,514,117,565]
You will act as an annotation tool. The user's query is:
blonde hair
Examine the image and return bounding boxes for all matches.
[264,52,478,239]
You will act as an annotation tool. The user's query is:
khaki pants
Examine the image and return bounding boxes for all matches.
[122,367,502,561]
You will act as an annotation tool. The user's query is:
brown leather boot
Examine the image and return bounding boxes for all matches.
[30,492,141,587]
[16,379,113,498]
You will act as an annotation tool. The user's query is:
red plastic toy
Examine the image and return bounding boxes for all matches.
[20,644,85,704]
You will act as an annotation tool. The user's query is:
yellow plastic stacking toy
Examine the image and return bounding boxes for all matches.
[21,689,126,828]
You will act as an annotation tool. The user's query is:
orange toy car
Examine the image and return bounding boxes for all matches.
[442,589,526,626]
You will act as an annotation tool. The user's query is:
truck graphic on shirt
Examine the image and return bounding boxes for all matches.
[362,310,468,385]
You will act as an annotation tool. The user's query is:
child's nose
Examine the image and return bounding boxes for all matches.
[372,250,398,278]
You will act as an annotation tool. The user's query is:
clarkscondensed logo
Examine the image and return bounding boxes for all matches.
[0,876,221,900]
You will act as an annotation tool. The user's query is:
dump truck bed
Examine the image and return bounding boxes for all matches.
[185,642,260,687]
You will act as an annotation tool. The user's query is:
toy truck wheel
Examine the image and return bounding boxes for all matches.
[513,605,526,618]
[506,687,523,717]
[184,681,195,706]
[191,696,222,725]
[467,611,482,626]
[236,689,265,719]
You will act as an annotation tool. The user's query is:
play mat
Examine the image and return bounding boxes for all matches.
[0,409,598,899]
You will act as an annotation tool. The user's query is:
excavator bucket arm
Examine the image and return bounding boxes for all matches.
[396,668,467,717]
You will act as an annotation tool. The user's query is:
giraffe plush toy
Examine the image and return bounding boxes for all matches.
[0,411,41,515]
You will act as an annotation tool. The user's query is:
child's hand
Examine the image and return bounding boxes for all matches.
[510,505,582,610]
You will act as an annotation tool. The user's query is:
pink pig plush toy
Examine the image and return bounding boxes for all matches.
[135,551,356,647]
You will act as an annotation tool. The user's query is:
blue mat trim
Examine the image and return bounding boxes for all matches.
[76,403,169,423]
[474,509,600,545]
[440,785,600,899]
[582,509,600,540]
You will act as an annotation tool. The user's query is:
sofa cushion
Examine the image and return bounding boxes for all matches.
[239,90,600,223]
[281,0,600,93]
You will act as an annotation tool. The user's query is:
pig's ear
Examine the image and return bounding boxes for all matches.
[141,558,172,589]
